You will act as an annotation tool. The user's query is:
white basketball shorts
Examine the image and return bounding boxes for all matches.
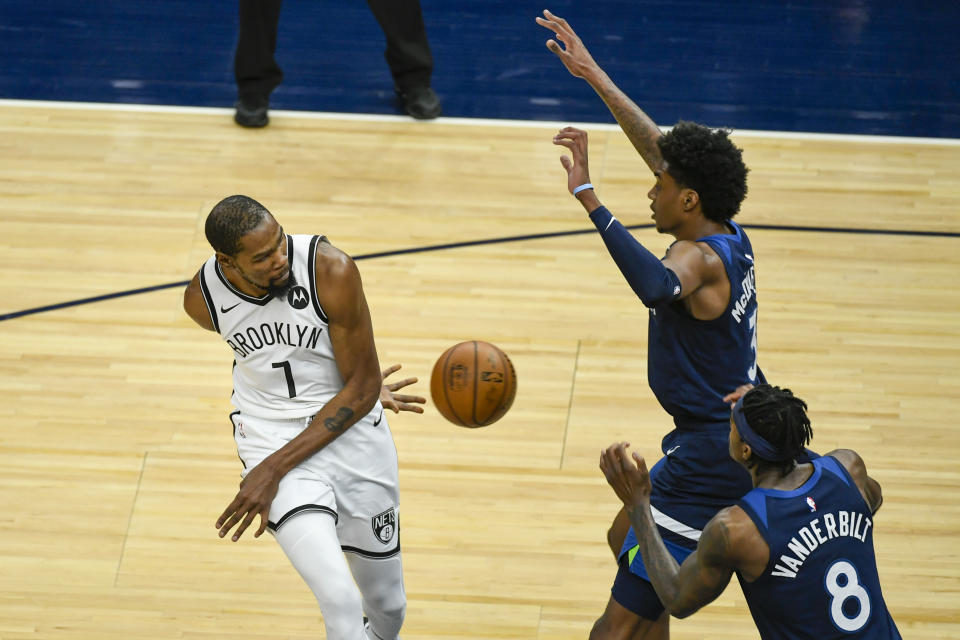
[230,405,401,557]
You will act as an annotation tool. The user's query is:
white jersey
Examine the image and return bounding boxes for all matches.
[198,234,347,419]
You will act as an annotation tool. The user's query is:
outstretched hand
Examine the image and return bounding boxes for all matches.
[552,126,592,194]
[216,458,281,542]
[535,9,601,80]
[600,442,653,509]
[380,364,426,414]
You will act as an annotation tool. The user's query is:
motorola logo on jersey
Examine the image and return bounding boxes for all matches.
[287,286,309,309]
[372,507,397,544]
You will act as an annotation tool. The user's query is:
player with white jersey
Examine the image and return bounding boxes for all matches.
[183,194,424,640]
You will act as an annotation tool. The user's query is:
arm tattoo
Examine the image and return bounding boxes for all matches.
[324,407,355,433]
[628,503,682,603]
[594,77,664,171]
[627,504,735,615]
[699,517,732,565]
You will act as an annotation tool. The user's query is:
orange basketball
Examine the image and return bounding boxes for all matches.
[430,340,517,428]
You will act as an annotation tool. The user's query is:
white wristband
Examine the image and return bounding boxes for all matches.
[573,183,594,195]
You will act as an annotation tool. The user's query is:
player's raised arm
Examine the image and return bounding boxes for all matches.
[536,9,664,173]
[552,128,685,309]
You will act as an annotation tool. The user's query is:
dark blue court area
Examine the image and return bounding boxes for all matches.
[2,1,958,138]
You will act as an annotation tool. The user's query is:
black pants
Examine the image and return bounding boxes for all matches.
[234,0,434,102]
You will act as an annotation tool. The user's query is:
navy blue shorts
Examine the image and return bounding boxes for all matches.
[611,555,665,621]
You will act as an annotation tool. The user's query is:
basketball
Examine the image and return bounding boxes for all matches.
[430,340,517,428]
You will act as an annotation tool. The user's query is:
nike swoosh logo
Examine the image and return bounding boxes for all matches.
[220,303,240,313]
[666,446,680,456]
[373,410,384,426]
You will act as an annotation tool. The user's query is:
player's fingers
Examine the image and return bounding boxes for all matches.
[216,498,242,528]
[632,451,648,474]
[387,376,419,391]
[381,363,402,379]
[602,443,622,465]
[218,510,245,538]
[255,510,269,538]
[393,393,426,404]
[534,16,555,29]
[543,9,567,28]
[231,510,258,542]
[722,383,755,404]
[615,443,633,470]
[599,450,612,476]
[400,403,425,414]
[545,39,563,54]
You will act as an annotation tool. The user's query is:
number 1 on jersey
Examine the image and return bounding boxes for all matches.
[272,360,298,398]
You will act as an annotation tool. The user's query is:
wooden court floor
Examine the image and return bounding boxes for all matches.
[1,102,958,639]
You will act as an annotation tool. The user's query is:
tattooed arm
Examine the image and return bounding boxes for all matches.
[600,442,743,617]
[629,503,739,617]
[215,240,383,542]
[536,10,665,173]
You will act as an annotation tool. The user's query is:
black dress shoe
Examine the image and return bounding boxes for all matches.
[234,97,269,128]
[397,86,441,120]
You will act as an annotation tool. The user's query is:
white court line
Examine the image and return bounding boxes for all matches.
[1,98,958,146]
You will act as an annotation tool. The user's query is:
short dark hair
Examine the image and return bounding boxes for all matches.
[657,121,749,222]
[205,195,271,256]
[741,384,813,475]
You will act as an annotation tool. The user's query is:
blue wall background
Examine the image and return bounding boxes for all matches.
[2,1,958,137]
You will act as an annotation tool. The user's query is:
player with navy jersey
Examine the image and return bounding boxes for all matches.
[600,384,901,640]
[539,9,763,639]
[183,195,424,640]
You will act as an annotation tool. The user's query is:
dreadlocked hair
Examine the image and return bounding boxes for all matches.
[741,384,813,476]
[205,194,271,256]
[657,121,749,222]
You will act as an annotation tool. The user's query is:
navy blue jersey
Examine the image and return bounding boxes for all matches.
[736,457,901,639]
[647,221,764,427]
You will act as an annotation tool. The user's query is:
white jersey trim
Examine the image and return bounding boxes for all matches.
[307,235,330,323]
[651,505,703,541]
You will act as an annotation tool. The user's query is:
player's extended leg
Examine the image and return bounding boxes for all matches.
[590,595,669,640]
[607,506,632,558]
[346,552,406,640]
[590,596,669,640]
[273,511,366,640]
[590,557,670,640]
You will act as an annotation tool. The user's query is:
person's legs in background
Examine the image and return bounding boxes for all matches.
[234,0,284,127]
[366,0,441,119]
